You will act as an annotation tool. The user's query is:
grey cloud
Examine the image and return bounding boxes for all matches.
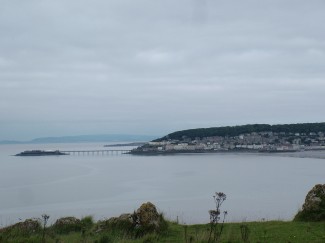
[1,0,325,140]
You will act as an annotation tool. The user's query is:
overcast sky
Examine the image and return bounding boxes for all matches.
[1,0,325,140]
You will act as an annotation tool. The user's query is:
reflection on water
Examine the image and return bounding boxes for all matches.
[0,143,325,226]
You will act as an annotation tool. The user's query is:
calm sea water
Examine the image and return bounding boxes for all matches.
[0,143,324,226]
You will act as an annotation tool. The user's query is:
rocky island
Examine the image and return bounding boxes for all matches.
[15,150,68,156]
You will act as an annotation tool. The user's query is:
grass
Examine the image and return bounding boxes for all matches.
[1,219,325,242]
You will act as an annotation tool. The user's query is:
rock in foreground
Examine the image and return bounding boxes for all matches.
[0,219,41,234]
[295,184,325,221]
[136,202,160,228]
[96,202,168,236]
[53,216,82,233]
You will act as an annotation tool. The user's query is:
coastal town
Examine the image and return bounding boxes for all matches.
[132,131,325,154]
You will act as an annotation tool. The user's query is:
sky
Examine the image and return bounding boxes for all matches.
[1,0,325,140]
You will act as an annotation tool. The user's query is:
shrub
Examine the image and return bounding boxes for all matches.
[98,234,114,243]
[81,215,94,229]
[208,192,228,243]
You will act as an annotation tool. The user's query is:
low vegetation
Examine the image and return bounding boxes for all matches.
[2,219,325,243]
[2,186,325,242]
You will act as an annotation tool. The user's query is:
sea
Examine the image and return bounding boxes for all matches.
[0,142,325,227]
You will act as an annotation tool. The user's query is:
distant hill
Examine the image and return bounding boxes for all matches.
[154,122,325,141]
[0,140,24,145]
[0,134,158,144]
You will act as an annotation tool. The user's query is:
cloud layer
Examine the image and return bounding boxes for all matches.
[1,0,325,139]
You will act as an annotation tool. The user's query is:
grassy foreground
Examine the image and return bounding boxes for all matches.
[1,219,325,243]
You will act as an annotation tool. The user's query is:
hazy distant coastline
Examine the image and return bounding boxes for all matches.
[104,142,147,147]
[0,134,157,145]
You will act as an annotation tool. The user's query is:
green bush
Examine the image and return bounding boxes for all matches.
[294,208,325,221]
[98,234,114,243]
[81,215,94,229]
[96,212,168,239]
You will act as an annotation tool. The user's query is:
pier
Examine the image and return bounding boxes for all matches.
[61,150,131,156]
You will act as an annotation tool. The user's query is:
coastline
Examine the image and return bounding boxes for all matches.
[130,148,325,159]
[262,150,325,160]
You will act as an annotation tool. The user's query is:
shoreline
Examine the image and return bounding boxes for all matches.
[262,150,325,160]
[130,149,325,159]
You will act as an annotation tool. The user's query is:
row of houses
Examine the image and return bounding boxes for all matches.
[134,131,325,153]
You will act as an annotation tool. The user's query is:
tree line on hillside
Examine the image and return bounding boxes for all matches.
[154,122,325,141]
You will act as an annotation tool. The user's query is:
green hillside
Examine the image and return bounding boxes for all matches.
[154,122,325,141]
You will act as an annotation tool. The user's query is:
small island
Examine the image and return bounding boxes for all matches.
[15,150,68,156]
